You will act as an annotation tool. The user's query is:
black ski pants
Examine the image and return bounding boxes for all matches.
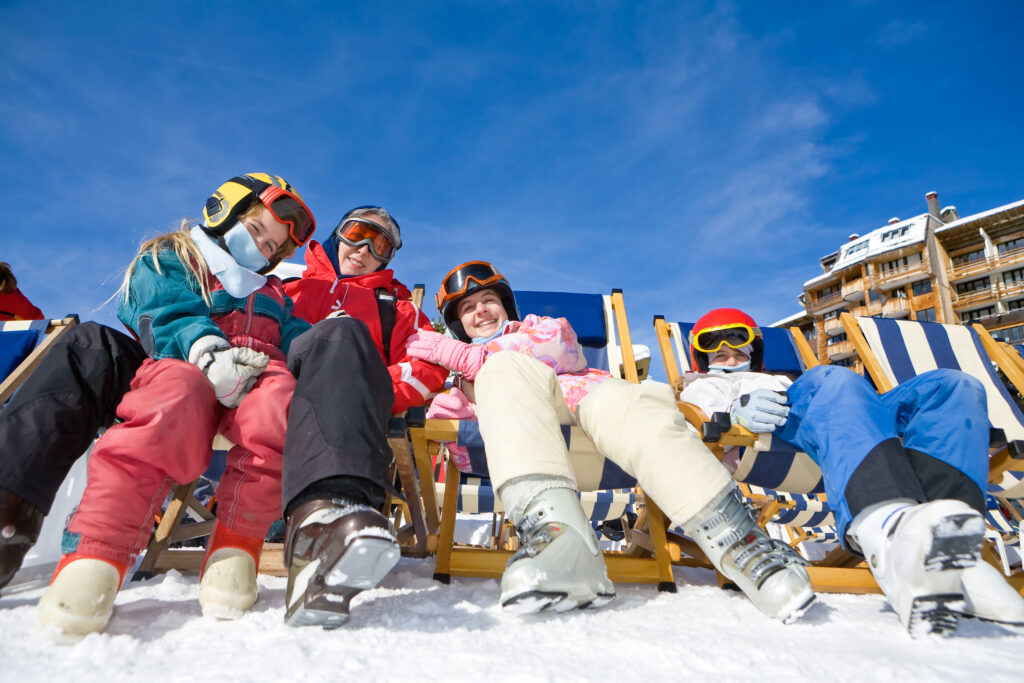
[0,322,145,513]
[283,317,395,511]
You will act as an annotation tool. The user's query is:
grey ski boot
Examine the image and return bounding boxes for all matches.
[283,500,399,629]
[499,487,616,614]
[683,484,816,623]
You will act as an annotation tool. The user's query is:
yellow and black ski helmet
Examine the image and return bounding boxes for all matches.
[203,173,316,246]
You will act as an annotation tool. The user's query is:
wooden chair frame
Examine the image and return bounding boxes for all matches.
[653,315,880,594]
[840,313,1024,592]
[410,290,681,592]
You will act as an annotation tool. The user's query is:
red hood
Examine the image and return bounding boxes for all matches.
[302,240,411,299]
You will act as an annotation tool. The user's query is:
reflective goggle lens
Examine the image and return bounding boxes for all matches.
[337,219,396,263]
[260,187,316,246]
[439,262,504,304]
[693,326,755,354]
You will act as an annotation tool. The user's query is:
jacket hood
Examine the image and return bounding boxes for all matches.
[302,240,411,299]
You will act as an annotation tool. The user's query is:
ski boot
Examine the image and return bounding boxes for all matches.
[198,521,263,619]
[0,489,44,593]
[500,487,615,614]
[957,560,1024,627]
[37,553,129,639]
[853,499,984,637]
[682,484,815,623]
[283,500,399,629]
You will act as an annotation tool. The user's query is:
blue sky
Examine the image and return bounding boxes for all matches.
[2,1,1022,379]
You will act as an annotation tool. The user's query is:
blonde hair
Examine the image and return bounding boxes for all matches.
[118,203,299,306]
[119,221,212,304]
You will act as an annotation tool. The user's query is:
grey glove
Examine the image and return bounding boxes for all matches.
[730,389,790,433]
[198,346,270,408]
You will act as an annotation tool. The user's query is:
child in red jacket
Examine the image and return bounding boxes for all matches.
[0,262,44,321]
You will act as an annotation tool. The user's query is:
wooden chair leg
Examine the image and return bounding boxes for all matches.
[432,457,461,583]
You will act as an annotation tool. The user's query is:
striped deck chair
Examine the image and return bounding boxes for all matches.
[841,314,1024,587]
[411,289,681,592]
[653,316,880,594]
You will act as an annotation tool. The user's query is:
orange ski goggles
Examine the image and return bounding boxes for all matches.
[436,261,507,310]
[336,218,397,263]
[259,185,316,246]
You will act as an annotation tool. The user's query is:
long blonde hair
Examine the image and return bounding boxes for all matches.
[119,201,302,307]
[119,219,213,305]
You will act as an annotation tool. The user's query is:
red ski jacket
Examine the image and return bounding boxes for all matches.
[284,241,448,414]
[0,288,44,321]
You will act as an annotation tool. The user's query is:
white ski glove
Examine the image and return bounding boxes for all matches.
[729,389,790,433]
[191,337,270,408]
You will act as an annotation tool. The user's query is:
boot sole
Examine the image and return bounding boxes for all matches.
[781,593,817,625]
[904,512,983,637]
[501,590,616,615]
[908,594,963,637]
[285,535,400,630]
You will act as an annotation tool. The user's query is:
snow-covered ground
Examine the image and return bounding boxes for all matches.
[2,521,1022,683]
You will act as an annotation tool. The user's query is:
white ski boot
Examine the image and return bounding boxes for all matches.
[198,522,263,619]
[500,487,615,614]
[957,560,1024,627]
[852,499,984,637]
[199,548,259,619]
[682,484,815,623]
[38,555,126,639]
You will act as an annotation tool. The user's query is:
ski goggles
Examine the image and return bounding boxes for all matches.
[258,185,316,246]
[335,218,397,263]
[436,261,507,309]
[690,323,759,354]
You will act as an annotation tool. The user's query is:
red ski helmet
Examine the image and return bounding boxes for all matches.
[688,308,764,372]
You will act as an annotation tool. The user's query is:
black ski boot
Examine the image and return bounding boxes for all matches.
[1,489,45,593]
[283,499,399,629]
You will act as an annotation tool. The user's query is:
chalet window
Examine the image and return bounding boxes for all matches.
[952,249,985,266]
[911,279,932,296]
[916,307,936,323]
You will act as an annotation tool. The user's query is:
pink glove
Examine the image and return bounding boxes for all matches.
[426,387,476,419]
[406,330,486,380]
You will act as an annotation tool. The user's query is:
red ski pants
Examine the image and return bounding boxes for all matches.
[67,357,294,565]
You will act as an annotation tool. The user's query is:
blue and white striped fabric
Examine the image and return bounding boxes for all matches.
[0,318,47,381]
[856,316,1024,500]
[669,320,824,494]
[442,472,636,522]
[442,290,636,527]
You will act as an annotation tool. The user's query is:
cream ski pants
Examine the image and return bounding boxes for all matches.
[473,351,732,525]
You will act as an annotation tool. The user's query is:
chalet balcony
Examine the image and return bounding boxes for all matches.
[827,339,857,361]
[822,316,844,336]
[881,298,911,318]
[999,279,1024,299]
[841,279,866,302]
[950,246,1024,282]
[875,261,927,289]
[807,289,847,315]
[952,285,998,310]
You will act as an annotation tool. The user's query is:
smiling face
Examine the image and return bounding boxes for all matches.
[457,288,509,340]
[336,240,377,276]
[241,206,292,261]
[709,345,750,367]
